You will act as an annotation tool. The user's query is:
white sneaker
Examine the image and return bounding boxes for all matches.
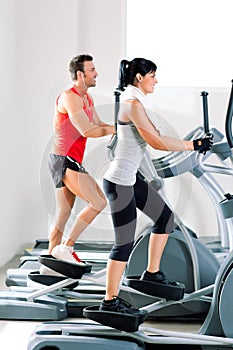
[39,264,65,276]
[52,244,85,265]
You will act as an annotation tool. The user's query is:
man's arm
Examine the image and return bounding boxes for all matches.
[91,108,112,127]
[88,94,113,127]
[60,90,115,138]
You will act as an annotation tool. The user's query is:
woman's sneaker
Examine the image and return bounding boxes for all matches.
[140,270,180,286]
[52,244,85,265]
[99,296,147,317]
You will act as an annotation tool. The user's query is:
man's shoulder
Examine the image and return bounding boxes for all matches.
[62,88,82,100]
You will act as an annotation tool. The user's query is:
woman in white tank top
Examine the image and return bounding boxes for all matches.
[100,58,213,315]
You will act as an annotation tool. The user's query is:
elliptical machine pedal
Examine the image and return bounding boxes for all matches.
[28,270,79,289]
[38,255,92,279]
[83,305,148,332]
[124,275,185,301]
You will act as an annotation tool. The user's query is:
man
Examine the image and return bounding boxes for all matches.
[42,54,115,271]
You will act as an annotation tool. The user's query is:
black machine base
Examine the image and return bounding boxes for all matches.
[125,275,185,301]
[83,305,148,332]
[28,271,79,289]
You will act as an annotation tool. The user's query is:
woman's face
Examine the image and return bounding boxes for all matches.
[138,71,158,94]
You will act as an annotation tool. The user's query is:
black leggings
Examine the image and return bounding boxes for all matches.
[103,174,174,262]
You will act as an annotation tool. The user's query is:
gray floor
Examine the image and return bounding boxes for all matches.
[0,254,201,349]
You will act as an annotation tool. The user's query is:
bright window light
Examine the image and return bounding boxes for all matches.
[126,0,233,87]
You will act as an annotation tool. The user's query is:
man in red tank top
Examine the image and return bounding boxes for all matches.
[42,54,115,270]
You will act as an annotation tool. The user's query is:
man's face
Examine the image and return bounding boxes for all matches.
[83,60,98,88]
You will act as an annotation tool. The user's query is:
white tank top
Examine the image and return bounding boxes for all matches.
[104,120,147,186]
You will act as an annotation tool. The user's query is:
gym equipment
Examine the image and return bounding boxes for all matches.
[2,216,213,321]
[0,257,92,320]
[3,84,232,326]
[5,249,109,287]
[27,80,233,349]
[6,84,231,293]
[27,82,233,321]
[27,241,233,349]
[23,88,225,324]
[1,219,218,321]
[5,228,113,288]
[107,84,233,319]
[119,225,218,319]
[151,90,233,255]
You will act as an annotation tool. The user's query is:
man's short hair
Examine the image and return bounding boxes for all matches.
[69,54,93,80]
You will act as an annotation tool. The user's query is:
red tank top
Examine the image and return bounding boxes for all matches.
[52,87,93,163]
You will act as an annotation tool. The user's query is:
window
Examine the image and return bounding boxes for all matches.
[127,0,233,87]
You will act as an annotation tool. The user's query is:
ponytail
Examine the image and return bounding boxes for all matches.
[117,58,157,91]
[117,59,130,91]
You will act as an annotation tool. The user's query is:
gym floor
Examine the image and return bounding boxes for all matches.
[0,255,201,350]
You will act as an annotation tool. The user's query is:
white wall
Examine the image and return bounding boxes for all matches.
[127,0,233,87]
[0,0,80,266]
[0,0,17,266]
[0,0,127,267]
[0,0,232,267]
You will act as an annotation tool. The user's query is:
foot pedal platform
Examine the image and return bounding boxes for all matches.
[28,271,79,289]
[83,305,148,332]
[125,275,185,301]
[38,255,92,279]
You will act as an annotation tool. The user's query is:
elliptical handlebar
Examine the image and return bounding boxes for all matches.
[196,152,233,175]
[225,79,233,149]
[201,91,210,134]
[197,79,233,173]
[106,89,121,160]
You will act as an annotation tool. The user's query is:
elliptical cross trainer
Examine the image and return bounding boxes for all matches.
[27,80,233,349]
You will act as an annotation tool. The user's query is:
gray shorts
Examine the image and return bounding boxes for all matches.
[48,154,88,188]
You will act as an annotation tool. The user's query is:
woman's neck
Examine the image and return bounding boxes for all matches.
[129,84,147,96]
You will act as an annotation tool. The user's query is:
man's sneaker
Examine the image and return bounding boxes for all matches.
[99,296,147,317]
[39,264,65,276]
[140,270,179,286]
[52,244,85,265]
[40,249,49,255]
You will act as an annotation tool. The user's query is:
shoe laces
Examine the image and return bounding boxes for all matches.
[156,271,166,279]
[70,250,81,263]
[156,271,177,286]
[116,297,138,312]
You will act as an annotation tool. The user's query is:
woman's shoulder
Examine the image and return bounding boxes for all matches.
[123,98,141,106]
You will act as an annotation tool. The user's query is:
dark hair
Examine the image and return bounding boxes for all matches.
[117,58,157,91]
[69,54,93,80]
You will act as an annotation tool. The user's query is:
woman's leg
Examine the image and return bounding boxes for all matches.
[105,259,127,300]
[48,186,76,254]
[134,175,174,273]
[62,168,107,246]
[103,180,137,300]
[146,233,169,272]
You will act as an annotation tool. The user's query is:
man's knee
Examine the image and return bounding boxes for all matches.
[90,196,107,212]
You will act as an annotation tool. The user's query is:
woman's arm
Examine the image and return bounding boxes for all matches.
[121,100,194,152]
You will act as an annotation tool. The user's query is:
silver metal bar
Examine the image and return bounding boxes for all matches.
[26,278,76,302]
[140,326,233,345]
[140,284,214,314]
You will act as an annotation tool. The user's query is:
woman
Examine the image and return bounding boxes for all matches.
[100,58,213,314]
